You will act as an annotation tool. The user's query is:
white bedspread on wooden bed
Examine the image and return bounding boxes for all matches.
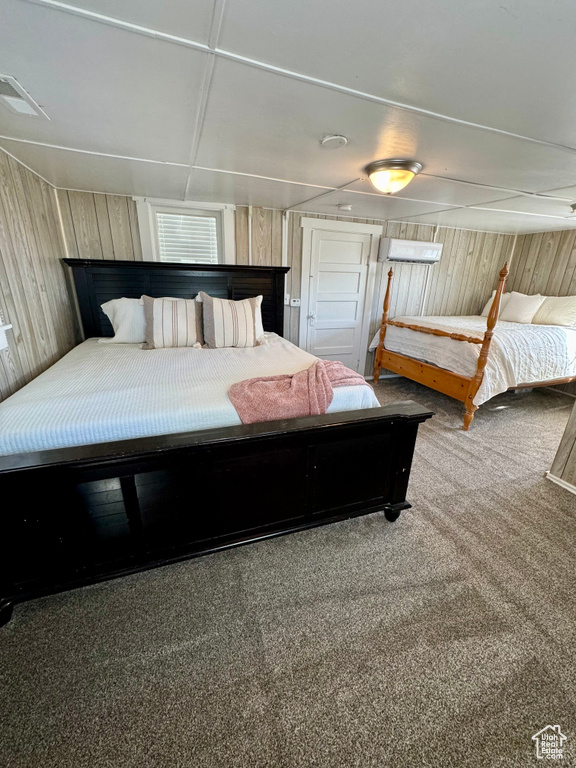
[0,334,379,456]
[370,315,576,406]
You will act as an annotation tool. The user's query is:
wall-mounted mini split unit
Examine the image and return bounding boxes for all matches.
[378,238,443,264]
[0,75,49,119]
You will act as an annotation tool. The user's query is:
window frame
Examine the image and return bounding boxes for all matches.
[135,198,236,265]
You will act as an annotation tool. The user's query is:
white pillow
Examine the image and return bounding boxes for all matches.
[480,290,511,317]
[532,295,576,327]
[100,298,146,343]
[499,292,545,324]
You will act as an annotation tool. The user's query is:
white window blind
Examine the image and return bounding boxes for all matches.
[155,211,220,264]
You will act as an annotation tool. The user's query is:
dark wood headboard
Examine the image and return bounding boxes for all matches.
[63,259,290,338]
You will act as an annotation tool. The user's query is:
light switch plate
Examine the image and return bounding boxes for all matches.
[284,293,290,305]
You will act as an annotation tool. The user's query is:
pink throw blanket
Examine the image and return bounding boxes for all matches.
[229,360,368,424]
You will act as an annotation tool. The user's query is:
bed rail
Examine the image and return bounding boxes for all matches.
[386,320,484,345]
[373,262,509,429]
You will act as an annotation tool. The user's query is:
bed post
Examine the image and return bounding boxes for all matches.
[462,262,509,430]
[374,268,394,383]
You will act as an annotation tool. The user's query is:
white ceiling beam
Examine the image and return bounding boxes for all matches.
[190,164,335,191]
[0,134,189,166]
[422,173,573,202]
[22,0,212,52]
[285,178,364,211]
[366,205,576,227]
[470,206,576,220]
[183,0,227,200]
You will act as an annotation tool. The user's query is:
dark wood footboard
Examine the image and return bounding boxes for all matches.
[0,402,432,625]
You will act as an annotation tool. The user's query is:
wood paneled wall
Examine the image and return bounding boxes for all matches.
[508,230,576,296]
[508,228,576,395]
[0,151,79,402]
[57,190,143,261]
[234,206,283,266]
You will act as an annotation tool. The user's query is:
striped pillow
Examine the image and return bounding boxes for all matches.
[141,295,204,349]
[199,292,264,348]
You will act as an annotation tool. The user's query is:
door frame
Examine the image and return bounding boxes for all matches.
[299,218,383,372]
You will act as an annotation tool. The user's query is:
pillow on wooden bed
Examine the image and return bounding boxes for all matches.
[480,290,511,317]
[99,298,146,344]
[532,295,576,327]
[499,291,545,324]
[199,291,264,348]
[141,295,204,349]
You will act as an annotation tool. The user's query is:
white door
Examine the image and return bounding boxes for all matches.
[300,220,381,373]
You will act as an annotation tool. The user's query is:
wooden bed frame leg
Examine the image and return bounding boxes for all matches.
[374,268,394,385]
[462,402,477,431]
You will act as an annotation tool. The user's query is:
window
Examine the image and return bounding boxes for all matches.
[135,200,235,264]
[155,208,220,264]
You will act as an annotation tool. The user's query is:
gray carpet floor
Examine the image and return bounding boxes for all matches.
[1,381,576,767]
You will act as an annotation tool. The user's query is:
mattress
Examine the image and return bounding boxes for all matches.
[0,334,379,456]
[370,315,576,406]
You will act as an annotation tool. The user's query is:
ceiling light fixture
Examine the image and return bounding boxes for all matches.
[365,159,422,194]
[571,203,576,215]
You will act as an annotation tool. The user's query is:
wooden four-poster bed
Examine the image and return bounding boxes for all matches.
[373,263,576,430]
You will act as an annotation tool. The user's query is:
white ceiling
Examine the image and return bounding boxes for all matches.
[2,0,576,233]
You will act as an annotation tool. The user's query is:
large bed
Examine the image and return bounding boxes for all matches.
[0,258,432,626]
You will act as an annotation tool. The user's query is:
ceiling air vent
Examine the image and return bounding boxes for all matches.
[0,75,49,119]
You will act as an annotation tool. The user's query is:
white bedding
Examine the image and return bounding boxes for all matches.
[0,334,379,456]
[370,315,576,406]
